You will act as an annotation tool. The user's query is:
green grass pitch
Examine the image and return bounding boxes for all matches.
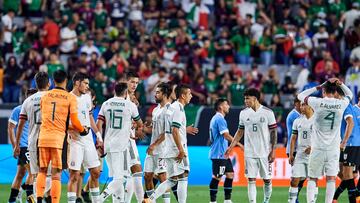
[0,184,351,202]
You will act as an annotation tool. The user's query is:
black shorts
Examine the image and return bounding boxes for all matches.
[211,159,234,178]
[62,134,68,170]
[340,146,360,166]
[18,147,30,166]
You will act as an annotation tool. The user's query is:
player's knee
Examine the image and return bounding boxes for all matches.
[131,164,142,173]
[290,178,299,187]
[17,167,27,178]
[90,169,100,180]
[225,172,234,179]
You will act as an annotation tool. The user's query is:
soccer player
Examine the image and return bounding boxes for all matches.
[148,84,192,203]
[8,89,37,203]
[143,82,172,202]
[97,82,144,202]
[333,90,360,203]
[67,72,103,203]
[14,72,51,203]
[36,70,89,203]
[209,98,240,203]
[353,92,360,195]
[288,102,317,203]
[225,88,277,203]
[297,78,353,203]
[124,72,145,203]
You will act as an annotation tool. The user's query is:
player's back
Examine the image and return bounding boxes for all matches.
[39,88,76,149]
[20,91,46,151]
[100,97,139,152]
[307,96,349,150]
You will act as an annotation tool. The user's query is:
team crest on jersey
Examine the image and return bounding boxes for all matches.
[260,117,265,123]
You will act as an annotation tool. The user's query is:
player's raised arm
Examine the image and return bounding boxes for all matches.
[339,82,353,101]
[297,87,318,103]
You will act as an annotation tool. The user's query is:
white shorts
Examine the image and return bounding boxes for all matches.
[29,150,39,175]
[165,156,190,178]
[245,158,272,179]
[308,148,339,178]
[68,141,100,171]
[292,161,308,178]
[144,154,167,174]
[106,151,130,179]
[128,139,141,167]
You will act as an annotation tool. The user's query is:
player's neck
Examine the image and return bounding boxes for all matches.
[71,89,81,97]
[178,99,186,106]
[251,102,261,111]
[160,98,170,107]
[304,112,313,119]
[217,111,225,117]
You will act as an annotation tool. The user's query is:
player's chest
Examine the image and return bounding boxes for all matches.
[244,113,268,126]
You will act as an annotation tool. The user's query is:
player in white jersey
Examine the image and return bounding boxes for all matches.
[288,103,317,203]
[143,82,172,202]
[225,88,277,203]
[97,82,144,203]
[13,72,50,203]
[297,78,353,203]
[147,84,192,203]
[67,72,102,203]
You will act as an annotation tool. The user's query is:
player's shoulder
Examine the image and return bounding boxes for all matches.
[260,105,274,113]
[12,105,22,113]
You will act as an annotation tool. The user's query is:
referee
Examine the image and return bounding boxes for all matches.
[208,98,241,203]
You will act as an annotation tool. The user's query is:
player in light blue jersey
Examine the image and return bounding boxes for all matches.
[8,89,37,203]
[333,102,360,203]
[209,98,242,203]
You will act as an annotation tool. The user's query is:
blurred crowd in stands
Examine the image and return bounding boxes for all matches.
[0,0,360,111]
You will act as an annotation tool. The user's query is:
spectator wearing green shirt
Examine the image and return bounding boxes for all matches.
[259,27,275,67]
[205,71,220,104]
[3,0,21,14]
[92,2,108,31]
[228,77,246,107]
[45,52,65,77]
[231,26,251,64]
[23,0,46,17]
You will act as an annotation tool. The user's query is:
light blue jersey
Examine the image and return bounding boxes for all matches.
[342,104,360,146]
[209,112,229,159]
[286,109,301,154]
[8,105,29,148]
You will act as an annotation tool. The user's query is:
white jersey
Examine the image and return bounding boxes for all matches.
[238,105,277,158]
[68,93,93,145]
[307,97,349,150]
[20,91,46,151]
[150,103,170,155]
[98,97,140,153]
[163,101,187,158]
[126,91,137,137]
[292,115,313,162]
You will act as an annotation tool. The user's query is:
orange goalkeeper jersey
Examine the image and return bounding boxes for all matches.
[38,87,83,149]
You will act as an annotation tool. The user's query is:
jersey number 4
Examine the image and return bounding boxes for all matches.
[107,109,123,129]
[324,111,335,130]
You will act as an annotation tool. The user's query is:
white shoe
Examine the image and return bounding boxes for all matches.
[210,202,217,203]
[16,187,23,203]
[224,200,232,203]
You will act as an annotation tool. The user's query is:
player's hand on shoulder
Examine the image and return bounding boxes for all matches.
[186,124,199,136]
[80,126,89,136]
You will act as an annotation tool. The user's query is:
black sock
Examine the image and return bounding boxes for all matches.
[45,196,51,203]
[21,183,26,190]
[8,188,19,202]
[224,178,233,200]
[334,180,348,200]
[348,179,357,203]
[171,183,178,201]
[209,178,219,202]
[82,189,91,202]
[37,197,43,203]
[298,179,305,194]
[26,184,34,197]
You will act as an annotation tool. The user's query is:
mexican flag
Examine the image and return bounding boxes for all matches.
[186,3,210,29]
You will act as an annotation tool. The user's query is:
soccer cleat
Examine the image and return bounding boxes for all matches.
[81,190,91,203]
[17,187,23,203]
[75,197,83,203]
[224,200,232,203]
[26,194,36,203]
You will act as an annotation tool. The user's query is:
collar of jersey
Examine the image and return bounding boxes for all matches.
[54,87,66,90]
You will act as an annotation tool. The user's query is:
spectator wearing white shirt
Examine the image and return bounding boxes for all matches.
[60,24,77,71]
[340,2,360,33]
[293,27,312,64]
[1,10,16,56]
[145,67,169,103]
[78,36,100,61]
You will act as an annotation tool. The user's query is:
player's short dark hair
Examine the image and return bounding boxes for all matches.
[72,72,89,83]
[293,96,300,104]
[336,86,345,96]
[115,82,128,96]
[35,71,49,89]
[175,84,190,99]
[243,88,260,100]
[26,88,38,97]
[157,82,172,98]
[323,81,338,94]
[357,91,360,99]
[53,70,67,84]
[126,71,139,80]
[214,98,228,111]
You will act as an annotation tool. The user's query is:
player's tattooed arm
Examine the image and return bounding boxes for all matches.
[269,128,277,163]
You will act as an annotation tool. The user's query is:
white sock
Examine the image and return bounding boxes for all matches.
[90,187,100,203]
[162,192,170,203]
[33,177,37,195]
[288,187,298,203]
[125,176,134,203]
[263,181,272,202]
[133,172,144,202]
[67,192,77,203]
[314,186,319,202]
[307,179,316,203]
[45,176,52,194]
[101,178,124,202]
[149,179,176,201]
[248,180,256,203]
[325,180,336,203]
[177,177,188,203]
